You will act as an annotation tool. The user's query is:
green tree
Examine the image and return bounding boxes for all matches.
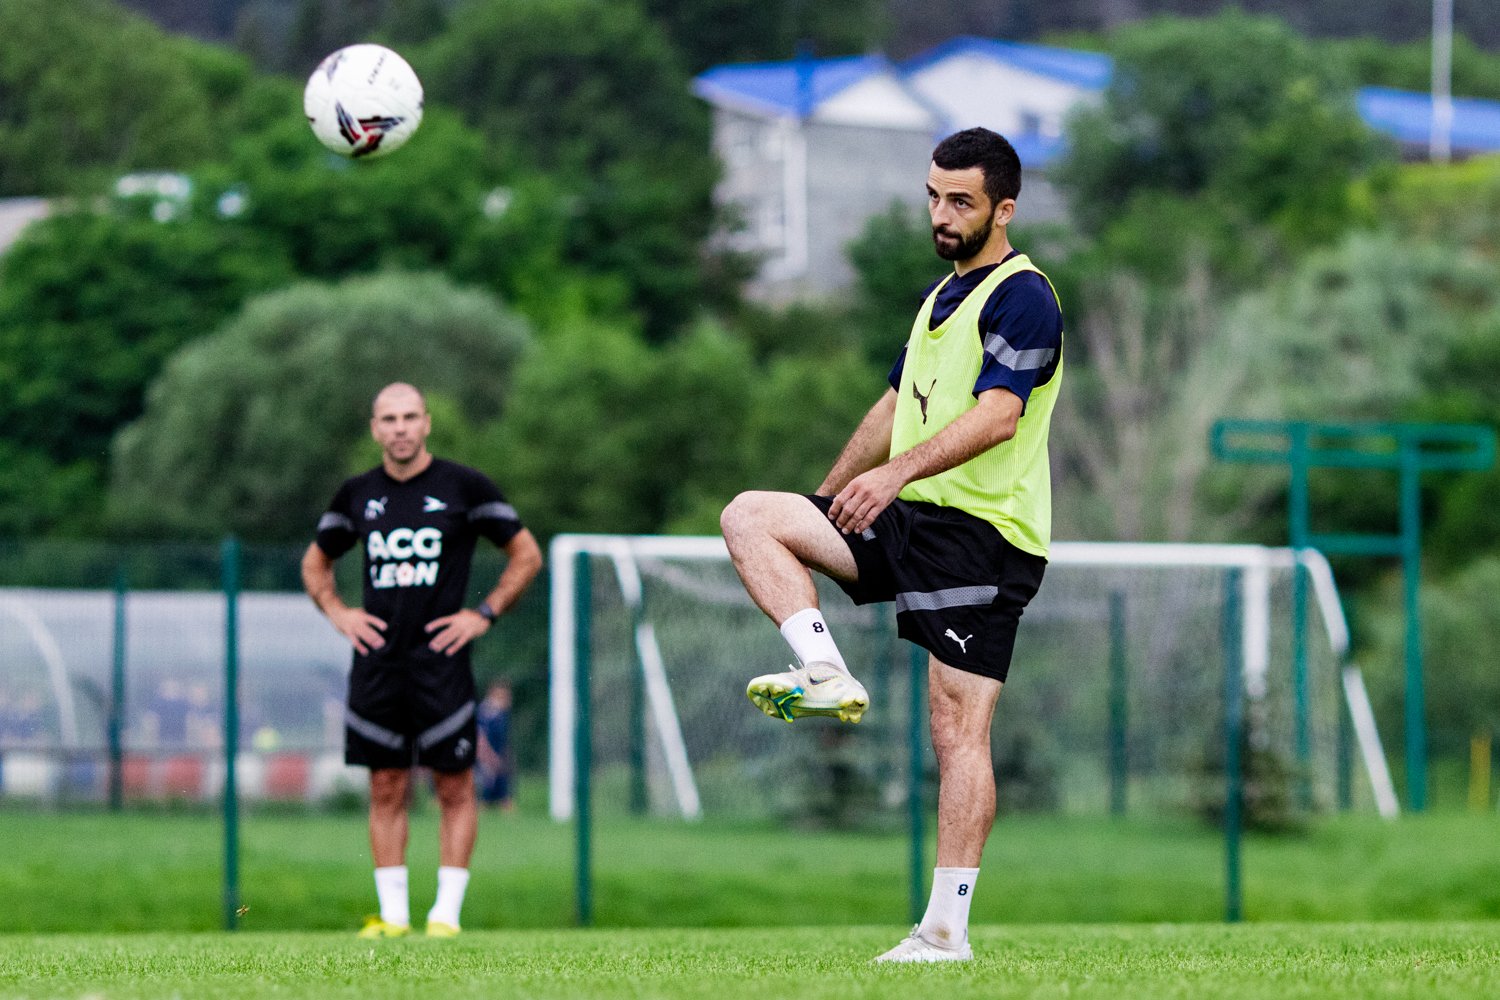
[1360,154,1500,263]
[275,0,455,73]
[1226,231,1500,422]
[193,100,497,279]
[420,0,724,337]
[1332,32,1500,103]
[0,210,295,467]
[476,320,752,539]
[640,0,887,72]
[1194,230,1500,560]
[108,272,532,540]
[735,351,885,498]
[0,0,261,194]
[1058,12,1385,250]
[846,202,940,363]
[1404,312,1500,573]
[1359,557,1500,772]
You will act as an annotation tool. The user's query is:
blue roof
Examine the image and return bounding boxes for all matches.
[693,44,1500,165]
[1007,133,1068,170]
[1357,86,1500,154]
[692,54,902,119]
[903,36,1114,90]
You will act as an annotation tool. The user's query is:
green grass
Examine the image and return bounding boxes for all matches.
[4,924,1500,999]
[2,807,1500,933]
[5,807,1500,998]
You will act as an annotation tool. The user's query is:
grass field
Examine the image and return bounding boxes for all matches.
[2,807,1499,931]
[4,806,1500,998]
[5,924,1500,999]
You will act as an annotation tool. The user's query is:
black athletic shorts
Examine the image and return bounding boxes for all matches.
[806,494,1046,682]
[344,646,478,772]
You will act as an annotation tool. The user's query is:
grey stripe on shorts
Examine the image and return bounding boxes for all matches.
[417,700,476,750]
[895,585,999,613]
[346,708,406,750]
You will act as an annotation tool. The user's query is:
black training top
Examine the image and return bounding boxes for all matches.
[314,458,524,655]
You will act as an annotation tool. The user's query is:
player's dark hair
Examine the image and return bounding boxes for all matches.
[931,127,1021,206]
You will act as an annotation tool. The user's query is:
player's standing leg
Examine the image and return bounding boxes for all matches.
[876,656,999,962]
[424,768,478,936]
[721,491,870,722]
[360,767,412,937]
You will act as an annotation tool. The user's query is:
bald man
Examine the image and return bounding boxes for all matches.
[302,383,543,939]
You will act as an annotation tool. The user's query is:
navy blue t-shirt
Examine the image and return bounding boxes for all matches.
[887,251,1063,411]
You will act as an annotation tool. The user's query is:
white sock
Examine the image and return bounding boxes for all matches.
[917,867,979,948]
[779,608,848,673]
[426,866,470,928]
[374,865,410,927]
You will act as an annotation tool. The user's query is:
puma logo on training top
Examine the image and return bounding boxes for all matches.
[944,629,972,653]
[913,378,937,423]
[423,495,448,512]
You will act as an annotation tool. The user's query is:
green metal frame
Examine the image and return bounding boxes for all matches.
[1211,419,1495,812]
[221,536,241,932]
[108,568,128,813]
[1108,590,1129,818]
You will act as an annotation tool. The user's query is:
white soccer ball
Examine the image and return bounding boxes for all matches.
[303,44,424,159]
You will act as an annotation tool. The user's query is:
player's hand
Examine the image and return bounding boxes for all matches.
[330,607,387,655]
[425,609,490,656]
[828,465,905,535]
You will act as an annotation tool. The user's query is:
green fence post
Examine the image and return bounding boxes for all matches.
[1212,419,1496,815]
[908,642,927,927]
[221,536,241,932]
[872,609,896,793]
[574,550,593,927]
[108,566,128,813]
[1108,590,1128,817]
[1223,568,1244,924]
[1399,441,1426,813]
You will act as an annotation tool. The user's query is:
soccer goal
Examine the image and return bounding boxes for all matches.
[548,535,1398,922]
[550,534,1394,818]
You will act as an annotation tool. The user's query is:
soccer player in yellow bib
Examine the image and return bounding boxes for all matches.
[721,128,1063,963]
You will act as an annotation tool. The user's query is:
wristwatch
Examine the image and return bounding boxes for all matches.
[475,602,498,622]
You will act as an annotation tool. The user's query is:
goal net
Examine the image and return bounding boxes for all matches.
[549,536,1397,828]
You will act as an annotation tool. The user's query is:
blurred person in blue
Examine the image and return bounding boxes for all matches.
[302,382,543,939]
[474,678,515,812]
[143,678,191,748]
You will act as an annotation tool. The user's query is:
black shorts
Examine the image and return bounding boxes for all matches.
[806,494,1046,682]
[345,647,478,772]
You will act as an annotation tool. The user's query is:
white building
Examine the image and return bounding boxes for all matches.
[903,37,1112,148]
[694,39,1111,302]
[693,54,942,303]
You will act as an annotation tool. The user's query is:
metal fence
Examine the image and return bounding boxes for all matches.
[0,537,548,807]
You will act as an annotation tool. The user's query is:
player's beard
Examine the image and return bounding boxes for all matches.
[932,217,993,262]
[385,438,422,464]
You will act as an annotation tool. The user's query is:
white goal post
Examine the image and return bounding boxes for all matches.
[548,535,1399,822]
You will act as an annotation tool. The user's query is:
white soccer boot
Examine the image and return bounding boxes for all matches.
[745,661,869,723]
[873,925,974,963]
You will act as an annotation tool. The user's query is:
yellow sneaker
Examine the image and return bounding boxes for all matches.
[425,920,461,938]
[747,662,869,723]
[357,915,411,939]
